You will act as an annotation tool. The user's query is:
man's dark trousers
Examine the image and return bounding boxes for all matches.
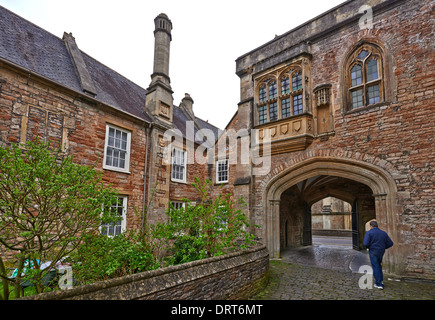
[369,251,384,286]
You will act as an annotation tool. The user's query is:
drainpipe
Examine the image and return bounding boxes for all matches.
[141,124,152,233]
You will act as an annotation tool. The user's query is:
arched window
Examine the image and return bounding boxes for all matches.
[345,44,383,110]
[256,68,304,125]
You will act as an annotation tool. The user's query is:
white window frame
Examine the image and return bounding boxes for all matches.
[101,196,127,237]
[103,124,131,173]
[216,159,229,184]
[170,201,185,211]
[171,147,187,183]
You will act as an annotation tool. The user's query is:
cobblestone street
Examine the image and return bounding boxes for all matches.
[252,239,435,300]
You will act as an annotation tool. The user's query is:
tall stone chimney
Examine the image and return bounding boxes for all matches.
[145,13,174,124]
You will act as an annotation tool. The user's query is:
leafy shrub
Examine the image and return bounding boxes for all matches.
[151,177,257,265]
[70,231,159,285]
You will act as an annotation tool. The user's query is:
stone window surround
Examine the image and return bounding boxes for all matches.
[344,42,385,112]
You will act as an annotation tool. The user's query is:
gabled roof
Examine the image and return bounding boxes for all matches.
[0,5,150,122]
[172,105,221,146]
[0,5,221,139]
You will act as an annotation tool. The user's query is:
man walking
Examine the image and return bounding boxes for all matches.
[363,221,394,289]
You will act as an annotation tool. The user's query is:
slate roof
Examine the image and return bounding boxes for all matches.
[0,5,220,140]
[172,105,221,146]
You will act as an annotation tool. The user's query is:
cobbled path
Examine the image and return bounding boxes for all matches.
[252,242,435,300]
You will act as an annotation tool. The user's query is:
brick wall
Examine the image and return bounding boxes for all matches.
[0,62,148,231]
[233,0,434,277]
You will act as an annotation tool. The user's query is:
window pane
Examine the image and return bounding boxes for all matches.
[367,59,379,82]
[269,81,277,99]
[106,126,129,169]
[102,196,125,237]
[108,135,114,147]
[358,50,369,60]
[259,105,267,124]
[293,94,303,115]
[109,127,115,139]
[269,102,278,121]
[281,76,290,95]
[217,159,228,183]
[281,98,291,118]
[351,65,362,87]
[351,89,364,109]
[292,72,302,91]
[367,85,380,104]
[259,85,267,102]
[172,149,186,181]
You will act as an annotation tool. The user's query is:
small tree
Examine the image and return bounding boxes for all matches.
[151,177,256,265]
[0,140,119,299]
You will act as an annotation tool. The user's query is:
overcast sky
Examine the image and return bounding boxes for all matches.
[1,0,346,129]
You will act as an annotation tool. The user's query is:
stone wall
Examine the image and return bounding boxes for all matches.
[21,246,269,300]
[232,0,434,277]
[0,62,148,232]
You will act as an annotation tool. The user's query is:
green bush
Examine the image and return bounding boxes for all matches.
[70,232,159,285]
[151,177,257,265]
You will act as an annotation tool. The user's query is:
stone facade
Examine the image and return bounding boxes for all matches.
[0,0,433,281]
[230,0,434,277]
[0,60,148,231]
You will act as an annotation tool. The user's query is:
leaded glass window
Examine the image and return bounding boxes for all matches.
[293,94,303,115]
[282,98,291,118]
[259,105,267,124]
[292,72,302,91]
[256,67,305,125]
[366,59,379,82]
[259,85,267,102]
[351,65,362,87]
[269,101,278,121]
[367,85,380,104]
[352,89,364,109]
[281,76,290,95]
[347,44,384,110]
[269,81,277,99]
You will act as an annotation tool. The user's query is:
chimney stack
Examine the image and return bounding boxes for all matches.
[181,93,194,115]
[151,13,172,89]
[145,13,174,124]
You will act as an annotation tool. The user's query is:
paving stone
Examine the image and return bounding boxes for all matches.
[252,245,435,300]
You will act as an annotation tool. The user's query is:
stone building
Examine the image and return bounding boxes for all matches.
[0,8,219,236]
[0,0,433,280]
[311,197,352,236]
[227,0,434,278]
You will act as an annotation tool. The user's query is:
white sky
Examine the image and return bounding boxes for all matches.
[1,0,346,129]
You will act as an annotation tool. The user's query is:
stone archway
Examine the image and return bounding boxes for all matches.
[261,156,401,272]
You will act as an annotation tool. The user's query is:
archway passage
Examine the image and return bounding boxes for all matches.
[263,157,399,270]
[279,175,376,251]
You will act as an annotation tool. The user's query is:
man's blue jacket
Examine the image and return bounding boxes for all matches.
[363,227,393,255]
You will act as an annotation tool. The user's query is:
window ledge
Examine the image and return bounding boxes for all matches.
[103,165,131,175]
[171,178,187,184]
[344,101,390,115]
[215,181,229,186]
